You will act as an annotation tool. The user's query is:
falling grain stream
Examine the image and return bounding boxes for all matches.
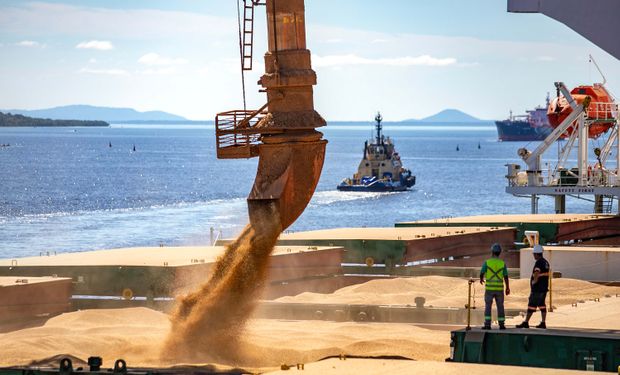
[162,202,282,364]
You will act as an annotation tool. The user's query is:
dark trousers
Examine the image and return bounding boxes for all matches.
[484,290,505,324]
[527,291,547,310]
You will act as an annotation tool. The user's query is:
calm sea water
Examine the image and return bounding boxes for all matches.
[0,124,596,258]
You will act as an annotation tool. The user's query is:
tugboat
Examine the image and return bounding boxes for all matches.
[337,112,416,192]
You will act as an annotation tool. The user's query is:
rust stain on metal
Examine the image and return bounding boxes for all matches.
[215,0,327,230]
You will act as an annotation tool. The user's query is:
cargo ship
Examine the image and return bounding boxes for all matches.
[495,94,553,141]
[337,112,415,192]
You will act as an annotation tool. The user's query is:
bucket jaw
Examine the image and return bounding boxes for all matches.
[248,136,326,230]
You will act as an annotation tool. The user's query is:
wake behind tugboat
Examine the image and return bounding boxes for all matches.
[337,112,416,192]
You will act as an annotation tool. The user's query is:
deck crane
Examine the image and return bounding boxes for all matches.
[215,0,327,229]
[516,83,585,176]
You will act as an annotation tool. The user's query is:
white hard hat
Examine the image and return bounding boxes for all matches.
[533,244,544,254]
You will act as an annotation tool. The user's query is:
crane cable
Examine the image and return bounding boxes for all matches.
[236,0,247,111]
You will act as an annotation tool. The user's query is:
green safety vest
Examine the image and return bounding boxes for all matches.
[484,258,506,291]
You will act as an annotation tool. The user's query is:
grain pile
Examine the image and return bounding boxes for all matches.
[0,308,450,369]
[1,275,619,370]
[0,308,168,368]
[276,276,620,309]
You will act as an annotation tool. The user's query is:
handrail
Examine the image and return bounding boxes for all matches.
[214,106,270,158]
[585,101,618,120]
[237,102,270,129]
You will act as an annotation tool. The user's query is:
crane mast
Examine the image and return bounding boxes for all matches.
[215,0,327,230]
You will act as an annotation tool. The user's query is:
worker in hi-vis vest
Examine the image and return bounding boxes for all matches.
[479,243,510,330]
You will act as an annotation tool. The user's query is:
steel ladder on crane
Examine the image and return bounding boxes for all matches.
[241,0,265,71]
[215,0,268,159]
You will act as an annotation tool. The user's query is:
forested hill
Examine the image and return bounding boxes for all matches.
[0,112,109,127]
[5,105,186,122]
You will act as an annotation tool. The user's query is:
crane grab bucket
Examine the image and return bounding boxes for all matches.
[216,0,327,230]
[248,138,326,229]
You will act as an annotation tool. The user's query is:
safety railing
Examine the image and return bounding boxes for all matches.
[508,167,620,188]
[215,109,267,159]
[587,102,618,122]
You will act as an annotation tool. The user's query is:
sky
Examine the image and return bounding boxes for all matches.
[0,0,619,121]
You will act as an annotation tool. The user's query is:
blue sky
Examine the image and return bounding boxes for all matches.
[0,1,618,121]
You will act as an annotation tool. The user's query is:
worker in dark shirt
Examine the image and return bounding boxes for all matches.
[516,244,550,329]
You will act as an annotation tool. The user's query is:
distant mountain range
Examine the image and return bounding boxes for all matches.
[404,109,490,123]
[1,105,491,124]
[2,105,187,123]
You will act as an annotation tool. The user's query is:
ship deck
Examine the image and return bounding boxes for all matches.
[0,245,337,267]
[280,226,509,240]
[278,226,518,269]
[0,246,346,300]
[396,213,620,245]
